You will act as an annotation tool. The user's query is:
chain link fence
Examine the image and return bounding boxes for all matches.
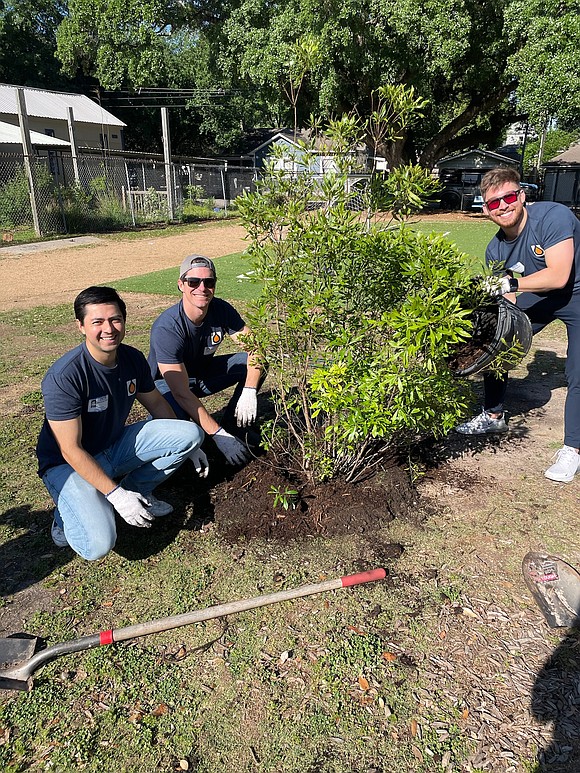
[0,151,258,238]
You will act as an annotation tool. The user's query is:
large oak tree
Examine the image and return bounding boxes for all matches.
[54,0,580,161]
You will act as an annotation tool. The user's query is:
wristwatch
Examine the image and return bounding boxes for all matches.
[508,276,519,293]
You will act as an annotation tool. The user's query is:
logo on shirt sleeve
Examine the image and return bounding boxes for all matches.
[210,331,223,345]
[531,244,545,257]
[126,379,137,396]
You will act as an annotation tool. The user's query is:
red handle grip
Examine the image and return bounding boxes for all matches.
[341,568,386,587]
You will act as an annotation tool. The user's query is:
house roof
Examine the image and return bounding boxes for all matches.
[0,119,71,147]
[544,141,580,166]
[0,83,126,128]
[437,149,518,166]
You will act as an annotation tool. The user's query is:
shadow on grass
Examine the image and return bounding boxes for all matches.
[417,348,568,468]
[0,505,72,598]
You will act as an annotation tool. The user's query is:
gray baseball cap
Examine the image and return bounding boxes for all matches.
[179,255,216,279]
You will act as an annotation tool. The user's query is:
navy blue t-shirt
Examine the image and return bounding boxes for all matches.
[36,342,154,475]
[486,201,580,296]
[148,298,245,379]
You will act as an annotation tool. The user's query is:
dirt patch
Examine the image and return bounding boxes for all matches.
[209,455,419,542]
[0,221,247,312]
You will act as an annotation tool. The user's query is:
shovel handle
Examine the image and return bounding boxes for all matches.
[105,567,387,643]
[341,568,386,587]
[0,568,387,689]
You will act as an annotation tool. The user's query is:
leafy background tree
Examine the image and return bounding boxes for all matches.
[0,0,571,161]
[0,0,70,87]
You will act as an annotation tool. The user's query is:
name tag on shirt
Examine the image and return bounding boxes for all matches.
[88,395,109,412]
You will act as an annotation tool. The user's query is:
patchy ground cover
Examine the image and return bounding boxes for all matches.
[1,218,579,772]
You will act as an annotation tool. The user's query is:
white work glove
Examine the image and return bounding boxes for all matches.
[483,275,511,297]
[234,387,258,427]
[213,427,251,465]
[189,447,209,478]
[105,486,154,528]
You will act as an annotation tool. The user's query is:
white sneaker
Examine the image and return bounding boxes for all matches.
[544,446,580,482]
[51,518,69,548]
[144,494,174,517]
[456,409,508,435]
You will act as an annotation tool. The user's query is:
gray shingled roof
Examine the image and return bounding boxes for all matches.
[0,83,125,127]
[546,141,580,165]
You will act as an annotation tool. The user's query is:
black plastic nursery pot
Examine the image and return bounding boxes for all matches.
[449,296,533,377]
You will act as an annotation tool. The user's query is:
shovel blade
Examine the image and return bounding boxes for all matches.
[0,636,38,692]
[0,635,37,669]
[522,551,580,628]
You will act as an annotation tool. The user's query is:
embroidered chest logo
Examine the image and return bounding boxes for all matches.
[126,379,137,396]
[210,331,222,346]
[531,244,545,258]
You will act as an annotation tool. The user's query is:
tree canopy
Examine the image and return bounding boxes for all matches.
[49,0,580,160]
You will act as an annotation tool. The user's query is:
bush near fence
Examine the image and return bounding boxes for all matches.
[0,151,258,238]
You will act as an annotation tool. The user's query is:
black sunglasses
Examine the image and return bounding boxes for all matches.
[182,276,216,289]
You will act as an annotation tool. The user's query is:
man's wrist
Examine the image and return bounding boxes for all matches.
[508,277,519,293]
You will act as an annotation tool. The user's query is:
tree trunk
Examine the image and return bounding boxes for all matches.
[418,81,518,169]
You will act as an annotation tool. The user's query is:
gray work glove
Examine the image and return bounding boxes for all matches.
[105,486,154,528]
[213,427,251,465]
[234,386,258,427]
[483,275,511,297]
[190,447,209,478]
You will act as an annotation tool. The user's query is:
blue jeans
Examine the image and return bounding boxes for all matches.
[484,292,580,447]
[155,352,259,426]
[42,419,203,561]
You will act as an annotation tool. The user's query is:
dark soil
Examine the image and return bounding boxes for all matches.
[210,454,420,542]
[161,445,421,545]
[448,304,499,373]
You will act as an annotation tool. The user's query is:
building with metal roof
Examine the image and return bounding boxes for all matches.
[0,83,126,151]
[0,119,71,151]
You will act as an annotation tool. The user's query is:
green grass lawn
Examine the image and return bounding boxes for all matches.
[114,217,497,302]
[115,251,260,302]
[409,217,497,272]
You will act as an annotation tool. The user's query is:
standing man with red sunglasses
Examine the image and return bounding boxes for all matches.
[148,255,264,466]
[457,167,580,482]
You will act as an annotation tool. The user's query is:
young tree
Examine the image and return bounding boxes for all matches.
[236,101,479,485]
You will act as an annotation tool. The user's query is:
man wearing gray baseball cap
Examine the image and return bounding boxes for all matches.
[147,255,264,465]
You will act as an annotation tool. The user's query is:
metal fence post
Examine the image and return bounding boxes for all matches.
[15,88,41,237]
[161,107,174,221]
[221,161,228,214]
[124,161,136,227]
[66,106,81,186]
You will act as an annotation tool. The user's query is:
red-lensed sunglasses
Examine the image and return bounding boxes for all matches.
[484,189,522,211]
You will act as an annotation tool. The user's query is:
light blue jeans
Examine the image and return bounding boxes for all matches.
[42,419,203,561]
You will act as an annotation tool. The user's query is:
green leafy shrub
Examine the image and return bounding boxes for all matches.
[238,92,481,484]
[0,167,32,229]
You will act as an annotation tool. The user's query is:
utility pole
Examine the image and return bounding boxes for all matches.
[535,115,549,182]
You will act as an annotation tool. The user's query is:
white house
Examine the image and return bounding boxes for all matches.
[0,83,126,151]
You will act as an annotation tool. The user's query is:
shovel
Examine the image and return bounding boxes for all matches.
[522,551,580,628]
[0,567,385,691]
